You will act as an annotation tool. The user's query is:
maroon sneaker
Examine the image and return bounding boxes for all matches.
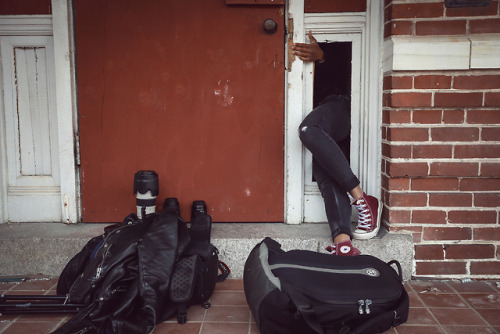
[352,193,381,240]
[326,240,361,256]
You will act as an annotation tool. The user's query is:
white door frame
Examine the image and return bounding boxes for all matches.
[284,0,383,224]
[51,0,79,223]
[0,0,79,223]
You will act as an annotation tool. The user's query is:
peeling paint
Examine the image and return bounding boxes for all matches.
[287,17,295,71]
[214,79,234,106]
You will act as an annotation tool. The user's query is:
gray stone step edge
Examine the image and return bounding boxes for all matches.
[0,223,413,281]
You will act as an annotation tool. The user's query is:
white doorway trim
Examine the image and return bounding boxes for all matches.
[284,0,383,224]
[51,0,79,223]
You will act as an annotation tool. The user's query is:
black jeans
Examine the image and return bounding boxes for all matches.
[298,95,360,241]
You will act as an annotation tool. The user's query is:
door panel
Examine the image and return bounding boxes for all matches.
[75,1,285,222]
[0,35,61,222]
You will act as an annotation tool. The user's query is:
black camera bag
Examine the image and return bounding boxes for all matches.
[243,238,409,334]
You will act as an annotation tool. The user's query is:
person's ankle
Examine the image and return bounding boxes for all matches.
[333,234,350,243]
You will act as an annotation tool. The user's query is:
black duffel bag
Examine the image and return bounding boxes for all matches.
[243,237,409,334]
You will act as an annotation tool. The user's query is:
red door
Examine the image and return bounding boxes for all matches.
[75,0,285,222]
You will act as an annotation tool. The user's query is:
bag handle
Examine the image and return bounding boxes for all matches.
[387,260,403,282]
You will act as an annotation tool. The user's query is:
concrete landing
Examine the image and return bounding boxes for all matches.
[0,222,414,280]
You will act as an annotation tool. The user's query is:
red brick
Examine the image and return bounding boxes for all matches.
[423,226,472,241]
[416,261,467,276]
[475,193,500,207]
[412,178,459,191]
[455,144,500,159]
[454,75,500,90]
[443,110,465,124]
[413,145,453,159]
[470,18,500,34]
[382,143,412,159]
[485,92,500,107]
[389,92,433,107]
[382,109,412,124]
[445,244,495,259]
[413,110,442,124]
[389,226,422,242]
[385,209,412,224]
[392,3,444,19]
[416,20,466,35]
[468,109,500,124]
[386,76,413,89]
[482,128,500,141]
[386,20,413,36]
[429,193,473,207]
[431,127,479,142]
[387,162,429,177]
[415,244,444,260]
[481,163,500,177]
[412,210,447,224]
[446,1,499,17]
[470,261,500,275]
[474,227,500,241]
[414,75,452,89]
[387,128,429,141]
[430,162,479,177]
[460,178,500,191]
[387,192,427,207]
[448,210,497,224]
[392,180,411,192]
[434,93,483,108]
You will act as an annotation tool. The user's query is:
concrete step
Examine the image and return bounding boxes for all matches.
[0,222,413,280]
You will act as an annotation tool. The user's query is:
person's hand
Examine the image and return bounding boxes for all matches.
[292,31,324,62]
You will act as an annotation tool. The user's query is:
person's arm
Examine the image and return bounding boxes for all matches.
[292,31,324,63]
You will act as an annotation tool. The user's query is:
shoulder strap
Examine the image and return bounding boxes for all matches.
[169,254,198,323]
[280,280,325,334]
[217,261,231,282]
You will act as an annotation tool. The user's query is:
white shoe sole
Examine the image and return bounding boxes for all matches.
[352,197,382,240]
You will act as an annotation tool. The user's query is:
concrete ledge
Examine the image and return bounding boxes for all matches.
[0,223,413,280]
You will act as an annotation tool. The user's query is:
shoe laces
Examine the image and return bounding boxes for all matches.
[326,244,339,254]
[354,198,373,230]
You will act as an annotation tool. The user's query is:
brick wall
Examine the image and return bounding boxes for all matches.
[383,0,500,278]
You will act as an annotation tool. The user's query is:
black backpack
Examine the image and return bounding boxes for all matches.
[55,199,230,332]
[244,238,409,334]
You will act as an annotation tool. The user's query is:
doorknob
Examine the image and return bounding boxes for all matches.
[263,19,277,34]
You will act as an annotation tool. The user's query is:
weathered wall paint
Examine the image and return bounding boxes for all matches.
[75,0,285,222]
[0,0,51,15]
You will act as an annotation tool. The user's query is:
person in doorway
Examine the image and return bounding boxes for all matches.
[292,31,381,256]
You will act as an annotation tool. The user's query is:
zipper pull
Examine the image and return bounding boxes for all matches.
[358,300,365,314]
[95,267,102,279]
[365,299,372,314]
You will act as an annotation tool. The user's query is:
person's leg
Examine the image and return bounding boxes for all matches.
[314,163,360,256]
[299,95,381,240]
[313,162,352,240]
[299,97,360,193]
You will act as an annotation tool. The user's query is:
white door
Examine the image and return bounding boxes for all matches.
[0,35,62,222]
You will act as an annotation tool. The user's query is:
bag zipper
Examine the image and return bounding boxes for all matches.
[269,263,380,277]
[358,299,372,314]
